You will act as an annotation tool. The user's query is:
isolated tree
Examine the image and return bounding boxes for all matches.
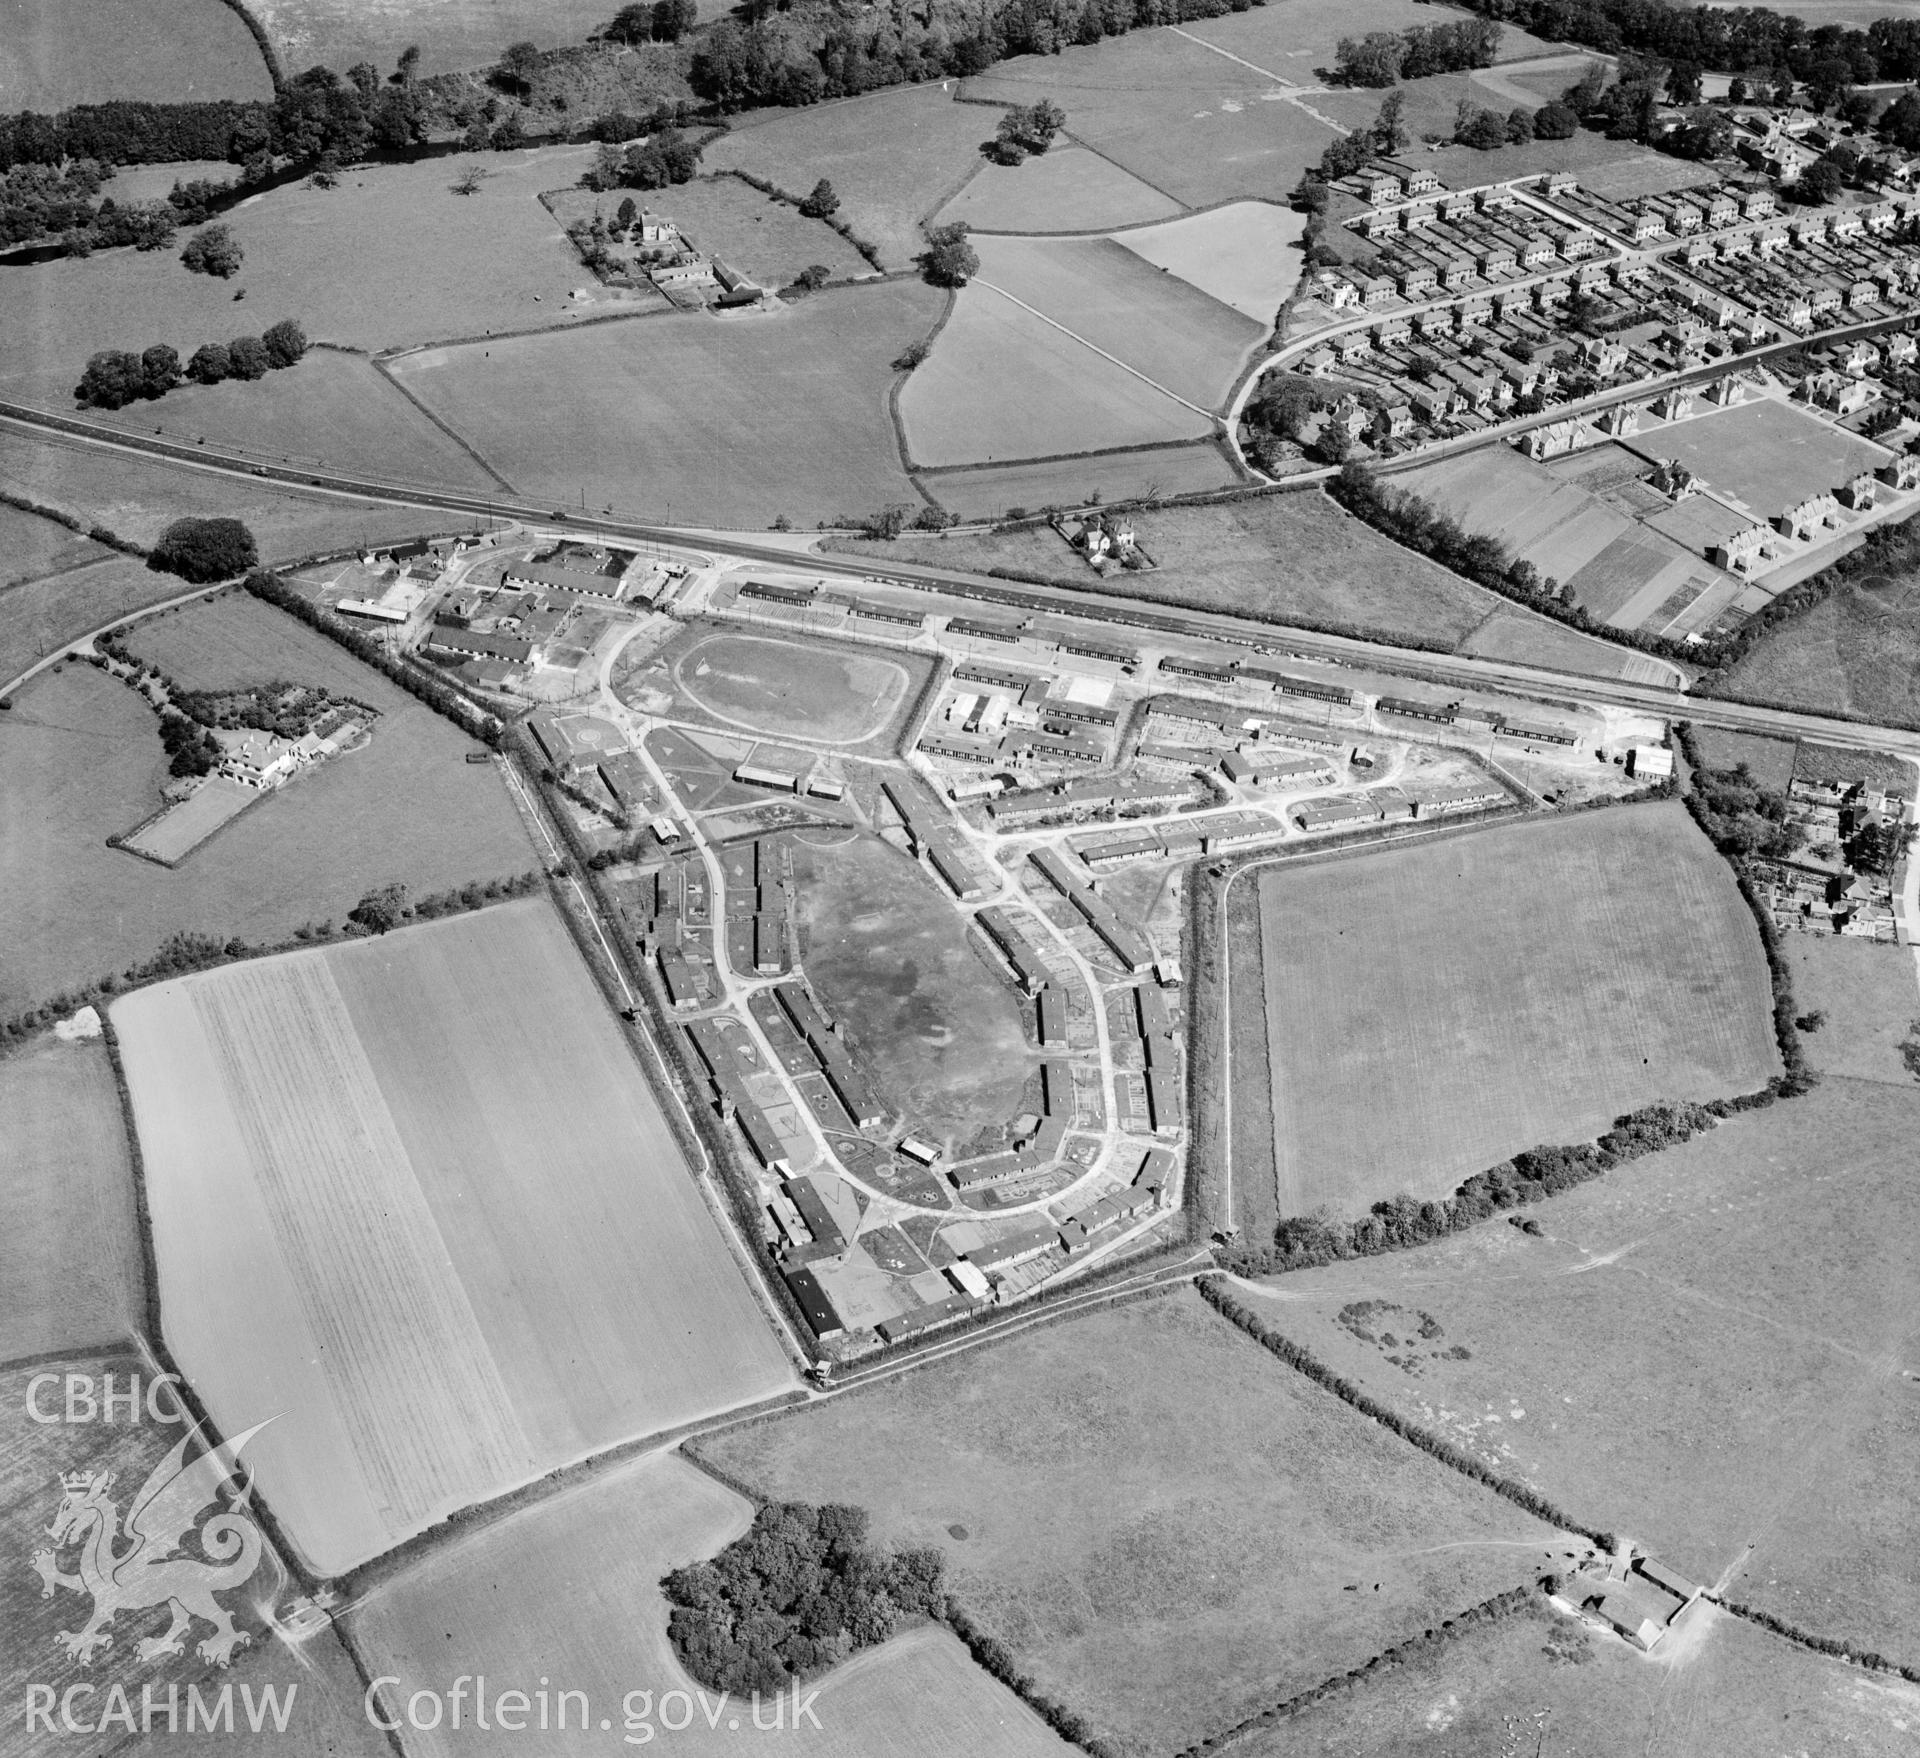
[451,162,488,195]
[922,220,977,286]
[148,517,259,583]
[226,334,270,379]
[788,264,831,292]
[1373,89,1408,154]
[616,195,638,227]
[181,223,243,278]
[1532,98,1579,139]
[797,178,840,218]
[893,338,931,369]
[261,318,308,368]
[1793,158,1844,204]
[141,344,182,398]
[497,40,542,94]
[186,341,232,384]
[396,43,421,81]
[74,349,145,409]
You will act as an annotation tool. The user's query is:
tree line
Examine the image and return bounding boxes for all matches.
[76,316,307,410]
[1332,18,1504,87]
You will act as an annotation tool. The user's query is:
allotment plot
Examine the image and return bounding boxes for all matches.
[113,898,793,1575]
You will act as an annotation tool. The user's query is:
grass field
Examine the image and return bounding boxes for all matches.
[390,278,941,527]
[0,427,478,563]
[1233,1074,1920,1666]
[0,1035,142,1362]
[850,490,1504,646]
[935,147,1183,235]
[250,0,628,76]
[349,1449,1071,1756]
[1635,401,1895,523]
[671,629,910,744]
[1180,0,1565,70]
[1113,200,1303,324]
[0,1356,388,1758]
[1242,804,1778,1214]
[972,232,1263,410]
[702,85,993,272]
[899,281,1214,469]
[1457,607,1681,685]
[0,603,538,1016]
[113,898,793,1575]
[961,31,1341,209]
[1786,935,1920,1088]
[0,557,204,690]
[917,441,1242,517]
[698,1286,1559,1756]
[554,173,871,290]
[791,830,1036,1142]
[0,0,271,110]
[1232,1592,1920,1757]
[1691,725,1798,788]
[0,502,110,588]
[1712,579,1920,727]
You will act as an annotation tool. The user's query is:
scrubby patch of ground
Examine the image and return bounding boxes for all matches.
[1711,579,1920,728]
[1242,803,1779,1212]
[697,1287,1559,1758]
[791,831,1035,1142]
[389,279,942,528]
[0,1035,143,1361]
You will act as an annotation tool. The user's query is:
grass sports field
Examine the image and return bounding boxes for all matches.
[917,442,1242,518]
[0,1035,143,1361]
[0,0,271,110]
[113,899,793,1574]
[1712,578,1920,726]
[702,85,992,272]
[0,603,537,1016]
[850,490,1503,647]
[1231,1592,1914,1757]
[1234,1074,1920,1666]
[1113,201,1303,324]
[791,831,1037,1142]
[1635,401,1895,522]
[1240,804,1779,1215]
[972,233,1262,410]
[0,1357,387,1758]
[672,631,911,745]
[349,1450,1070,1757]
[390,279,941,527]
[936,147,1182,236]
[699,1287,1558,1756]
[899,281,1213,469]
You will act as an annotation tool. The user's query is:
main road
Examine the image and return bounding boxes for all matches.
[6,401,1918,763]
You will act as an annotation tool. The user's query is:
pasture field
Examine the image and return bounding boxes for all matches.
[961,31,1341,209]
[0,1356,387,1758]
[1180,0,1564,69]
[249,0,633,76]
[1233,1075,1920,1664]
[1457,607,1680,684]
[0,0,271,111]
[113,899,793,1575]
[670,630,913,745]
[917,441,1241,517]
[935,147,1183,235]
[850,489,1503,646]
[0,427,474,561]
[699,1287,1559,1757]
[0,557,207,691]
[349,1450,1070,1757]
[0,616,536,1016]
[1711,578,1920,727]
[1635,401,1895,523]
[1785,935,1920,1087]
[702,85,993,272]
[1112,200,1303,324]
[0,1035,142,1362]
[898,284,1213,469]
[972,233,1263,410]
[0,502,109,588]
[390,279,942,527]
[1232,1595,1919,1758]
[552,174,870,290]
[1243,804,1778,1213]
[790,831,1036,1142]
[121,585,391,694]
[1691,725,1797,787]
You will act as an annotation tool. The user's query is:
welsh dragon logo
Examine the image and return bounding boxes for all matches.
[31,1420,271,1667]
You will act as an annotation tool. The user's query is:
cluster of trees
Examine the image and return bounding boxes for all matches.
[1333,18,1503,86]
[148,517,261,584]
[180,221,243,276]
[605,0,700,44]
[1452,100,1541,150]
[921,219,977,286]
[1197,1277,1607,1541]
[156,706,221,777]
[75,318,307,409]
[1,162,242,255]
[1686,759,1805,861]
[989,98,1067,163]
[244,569,503,745]
[582,123,704,190]
[663,1502,946,1695]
